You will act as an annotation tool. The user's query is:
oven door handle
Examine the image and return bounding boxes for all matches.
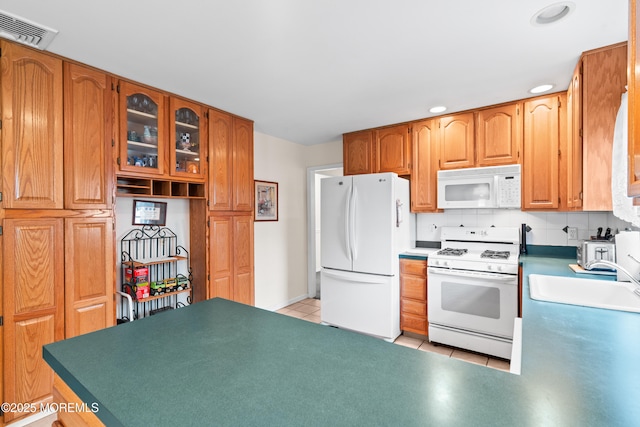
[428,267,516,282]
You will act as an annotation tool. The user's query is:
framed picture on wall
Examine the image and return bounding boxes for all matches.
[254,180,278,221]
[132,200,167,226]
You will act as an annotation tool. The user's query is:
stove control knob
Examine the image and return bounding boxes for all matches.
[443,261,449,267]
[496,265,503,272]
[432,260,439,266]
[487,264,492,271]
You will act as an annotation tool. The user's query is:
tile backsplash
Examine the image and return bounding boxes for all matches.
[416,210,636,246]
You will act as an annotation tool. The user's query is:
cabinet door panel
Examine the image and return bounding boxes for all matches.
[170,97,205,180]
[476,103,521,167]
[1,41,63,209]
[64,217,114,338]
[64,63,113,209]
[233,215,254,305]
[343,131,374,175]
[439,113,475,169]
[209,110,233,211]
[376,124,411,175]
[411,119,439,212]
[210,217,232,299]
[3,218,64,423]
[523,96,560,209]
[233,117,254,211]
[118,81,165,175]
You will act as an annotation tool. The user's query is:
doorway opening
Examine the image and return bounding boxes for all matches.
[306,164,343,299]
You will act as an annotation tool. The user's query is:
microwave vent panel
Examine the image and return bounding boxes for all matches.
[0,10,58,50]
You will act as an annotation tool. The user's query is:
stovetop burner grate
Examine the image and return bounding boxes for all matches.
[437,248,468,256]
[481,250,511,260]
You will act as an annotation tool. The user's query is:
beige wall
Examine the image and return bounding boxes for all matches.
[253,131,341,310]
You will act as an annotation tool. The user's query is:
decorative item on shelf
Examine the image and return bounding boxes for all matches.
[132,200,167,226]
[186,161,199,174]
[177,132,191,151]
[255,180,279,221]
[142,125,157,144]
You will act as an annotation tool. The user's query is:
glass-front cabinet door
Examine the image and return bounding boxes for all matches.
[119,81,165,175]
[170,97,205,180]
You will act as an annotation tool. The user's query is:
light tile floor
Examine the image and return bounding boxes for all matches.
[279,298,511,373]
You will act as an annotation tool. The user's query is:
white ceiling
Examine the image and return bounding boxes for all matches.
[0,0,628,146]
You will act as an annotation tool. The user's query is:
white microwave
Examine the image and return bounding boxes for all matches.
[437,164,521,209]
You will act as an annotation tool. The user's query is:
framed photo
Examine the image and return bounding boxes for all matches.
[132,200,167,226]
[254,180,278,221]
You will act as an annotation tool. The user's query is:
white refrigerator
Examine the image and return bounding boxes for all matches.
[320,172,411,341]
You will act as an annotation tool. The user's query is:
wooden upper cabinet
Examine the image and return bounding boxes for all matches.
[343,130,374,175]
[581,43,627,210]
[411,119,439,212]
[209,109,233,210]
[1,41,63,209]
[208,111,254,211]
[565,65,583,210]
[233,116,254,211]
[439,112,475,170]
[118,80,166,176]
[375,124,411,175]
[475,103,522,167]
[64,217,114,338]
[523,94,562,209]
[63,63,113,209]
[630,0,640,197]
[170,97,206,181]
[3,218,65,423]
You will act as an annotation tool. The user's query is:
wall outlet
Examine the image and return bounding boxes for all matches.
[568,227,578,240]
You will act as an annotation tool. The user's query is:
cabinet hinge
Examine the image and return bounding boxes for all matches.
[117,157,121,165]
[111,82,115,91]
[0,316,3,326]
[111,139,115,147]
[0,226,3,236]
[0,191,2,201]
[579,191,583,200]
[0,48,2,57]
[207,219,210,227]
[558,149,561,156]
[579,128,583,137]
[558,99,562,107]
[205,111,209,119]
[116,84,120,93]
[0,119,2,129]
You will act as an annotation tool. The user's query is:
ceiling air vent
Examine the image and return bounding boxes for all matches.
[0,9,58,50]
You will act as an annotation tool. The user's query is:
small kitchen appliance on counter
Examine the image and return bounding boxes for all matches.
[427,226,520,359]
[577,240,616,270]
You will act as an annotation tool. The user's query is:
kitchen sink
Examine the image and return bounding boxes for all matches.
[529,274,640,313]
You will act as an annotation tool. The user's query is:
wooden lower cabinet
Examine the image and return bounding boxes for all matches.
[64,217,115,338]
[400,258,428,336]
[53,375,104,427]
[2,216,115,425]
[3,218,64,423]
[208,214,254,305]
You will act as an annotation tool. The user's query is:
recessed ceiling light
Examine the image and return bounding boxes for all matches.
[429,106,447,114]
[531,2,575,26]
[529,84,554,94]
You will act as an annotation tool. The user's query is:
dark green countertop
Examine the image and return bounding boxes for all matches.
[44,256,640,426]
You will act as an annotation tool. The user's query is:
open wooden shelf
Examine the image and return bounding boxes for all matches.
[116,175,205,199]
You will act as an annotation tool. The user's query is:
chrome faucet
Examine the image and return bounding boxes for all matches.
[584,259,640,297]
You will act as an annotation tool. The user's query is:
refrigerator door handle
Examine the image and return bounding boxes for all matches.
[344,185,352,261]
[322,269,390,284]
[350,186,358,261]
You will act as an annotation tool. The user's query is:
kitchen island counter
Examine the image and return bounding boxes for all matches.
[44,256,640,426]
